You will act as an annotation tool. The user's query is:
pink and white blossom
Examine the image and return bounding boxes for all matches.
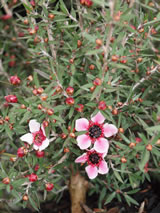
[75,149,109,179]
[75,111,118,153]
[20,120,50,151]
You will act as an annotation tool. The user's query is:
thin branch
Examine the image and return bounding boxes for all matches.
[97,0,116,101]
[47,25,57,61]
[132,65,159,90]
[1,0,12,15]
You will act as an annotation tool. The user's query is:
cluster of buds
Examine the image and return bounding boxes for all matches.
[61,125,76,142]
[37,104,54,116]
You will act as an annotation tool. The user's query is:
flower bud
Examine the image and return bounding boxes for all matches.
[66,87,74,96]
[28,173,38,182]
[93,78,102,86]
[22,194,29,201]
[146,144,152,151]
[65,97,75,105]
[98,101,107,110]
[36,150,45,158]
[5,95,18,103]
[75,104,84,112]
[121,157,127,163]
[10,76,21,85]
[96,39,102,46]
[45,183,54,191]
[48,14,55,20]
[2,177,10,184]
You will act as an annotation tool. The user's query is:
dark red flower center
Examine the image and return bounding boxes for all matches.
[89,125,102,138]
[33,129,46,146]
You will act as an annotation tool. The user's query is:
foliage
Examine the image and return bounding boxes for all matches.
[0,0,160,211]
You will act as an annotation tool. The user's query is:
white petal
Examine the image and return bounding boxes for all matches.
[41,124,46,136]
[33,144,39,150]
[39,138,50,151]
[20,133,33,145]
[29,120,40,133]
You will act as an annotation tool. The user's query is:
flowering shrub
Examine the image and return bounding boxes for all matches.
[0,0,160,211]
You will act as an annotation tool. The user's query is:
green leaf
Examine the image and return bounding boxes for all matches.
[29,196,39,211]
[104,192,116,204]
[146,125,160,132]
[60,0,69,14]
[114,171,124,183]
[4,124,13,140]
[124,194,139,206]
[139,149,150,171]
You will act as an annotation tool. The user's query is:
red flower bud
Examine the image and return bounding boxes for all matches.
[34,164,40,171]
[28,173,38,182]
[66,86,74,96]
[10,76,21,85]
[5,95,18,103]
[93,78,102,86]
[1,14,12,20]
[98,101,107,110]
[2,177,10,184]
[75,104,84,112]
[135,137,142,143]
[85,0,93,7]
[17,147,27,158]
[65,97,75,105]
[30,0,35,7]
[9,60,16,67]
[45,183,54,191]
[36,150,45,158]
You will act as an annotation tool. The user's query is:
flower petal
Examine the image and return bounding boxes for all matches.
[98,161,109,174]
[38,138,50,151]
[103,124,118,137]
[75,153,88,163]
[91,111,105,124]
[29,120,40,133]
[94,138,109,153]
[41,124,46,136]
[77,135,91,150]
[85,165,98,179]
[33,144,39,150]
[20,133,33,145]
[75,118,89,131]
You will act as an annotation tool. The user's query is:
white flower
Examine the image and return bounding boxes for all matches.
[20,120,50,151]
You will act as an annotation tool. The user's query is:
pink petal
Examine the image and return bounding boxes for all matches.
[85,165,98,179]
[75,118,89,131]
[29,120,40,133]
[20,133,33,145]
[75,153,88,163]
[38,138,49,151]
[103,123,118,137]
[91,111,105,124]
[98,161,109,174]
[77,135,91,150]
[94,138,109,153]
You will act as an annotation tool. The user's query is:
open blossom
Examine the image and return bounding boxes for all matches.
[20,120,50,151]
[75,149,109,179]
[75,111,118,153]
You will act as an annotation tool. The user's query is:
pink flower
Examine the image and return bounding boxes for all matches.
[75,149,109,179]
[20,120,50,151]
[75,111,118,153]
